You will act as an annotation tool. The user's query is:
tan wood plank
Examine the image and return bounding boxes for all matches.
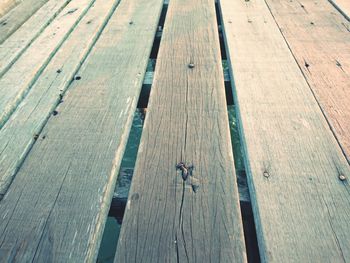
[0,0,71,78]
[115,0,247,261]
[0,0,120,198]
[0,0,22,18]
[0,0,94,128]
[0,0,163,260]
[0,0,48,44]
[264,0,350,162]
[219,0,350,261]
[329,0,350,20]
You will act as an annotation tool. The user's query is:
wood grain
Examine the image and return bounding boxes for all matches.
[116,0,246,261]
[0,0,48,44]
[264,0,350,162]
[219,0,350,261]
[0,0,120,198]
[142,62,230,85]
[0,0,163,260]
[0,0,94,129]
[0,0,22,18]
[0,0,71,78]
[328,0,350,21]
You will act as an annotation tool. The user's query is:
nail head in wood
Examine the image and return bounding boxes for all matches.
[339,174,346,181]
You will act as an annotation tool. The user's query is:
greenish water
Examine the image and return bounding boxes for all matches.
[96,109,144,263]
[97,105,244,262]
[228,105,245,172]
[96,217,120,263]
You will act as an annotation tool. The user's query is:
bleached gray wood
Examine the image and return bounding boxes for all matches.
[0,0,71,78]
[0,0,163,260]
[116,0,246,261]
[142,63,230,85]
[0,0,95,129]
[0,0,120,198]
[0,0,48,44]
[219,0,350,261]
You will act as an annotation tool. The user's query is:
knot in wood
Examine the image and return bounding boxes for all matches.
[176,162,194,181]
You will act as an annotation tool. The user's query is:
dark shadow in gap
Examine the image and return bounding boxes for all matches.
[216,0,260,260]
[149,2,168,59]
[228,105,261,263]
[97,109,145,263]
[97,1,169,262]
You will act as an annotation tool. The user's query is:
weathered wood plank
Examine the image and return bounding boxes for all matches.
[219,0,350,261]
[0,0,95,129]
[0,0,120,198]
[329,0,350,21]
[0,0,21,18]
[0,0,48,44]
[0,0,71,78]
[0,0,163,261]
[143,62,230,85]
[116,0,246,261]
[264,0,350,162]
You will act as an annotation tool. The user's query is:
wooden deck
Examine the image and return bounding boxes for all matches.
[0,0,349,262]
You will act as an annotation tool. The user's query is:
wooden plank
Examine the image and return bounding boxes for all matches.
[219,0,350,261]
[0,0,21,18]
[116,0,246,261]
[0,0,120,197]
[0,0,95,129]
[263,0,350,162]
[143,62,230,85]
[0,0,163,260]
[0,0,71,78]
[329,0,350,21]
[0,0,48,44]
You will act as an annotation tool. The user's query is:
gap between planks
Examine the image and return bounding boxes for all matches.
[115,0,247,261]
[262,0,350,163]
[0,0,71,78]
[328,0,350,21]
[0,0,121,198]
[0,0,96,129]
[0,0,164,260]
[219,0,350,261]
[0,0,49,44]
